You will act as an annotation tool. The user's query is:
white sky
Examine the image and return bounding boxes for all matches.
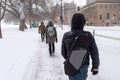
[65,0,86,6]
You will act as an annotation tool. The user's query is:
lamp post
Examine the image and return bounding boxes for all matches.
[0,0,2,38]
[60,0,63,29]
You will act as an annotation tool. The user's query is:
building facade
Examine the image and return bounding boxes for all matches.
[86,0,97,4]
[63,1,76,25]
[87,0,120,4]
[80,0,120,26]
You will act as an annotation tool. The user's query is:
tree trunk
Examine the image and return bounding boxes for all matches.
[0,2,2,39]
[29,0,32,28]
[29,17,32,28]
[24,23,27,29]
[19,1,27,31]
[0,25,1,39]
[19,19,27,31]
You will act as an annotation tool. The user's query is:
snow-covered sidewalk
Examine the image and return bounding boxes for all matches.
[1,25,120,80]
[0,26,39,80]
[23,28,68,80]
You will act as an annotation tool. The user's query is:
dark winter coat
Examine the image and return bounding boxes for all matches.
[61,13,99,70]
[46,21,57,44]
[38,22,46,33]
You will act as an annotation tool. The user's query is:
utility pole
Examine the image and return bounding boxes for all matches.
[0,0,2,38]
[60,0,63,29]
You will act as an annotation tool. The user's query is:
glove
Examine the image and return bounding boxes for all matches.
[91,68,99,75]
[46,40,48,44]
[56,38,58,43]
[38,31,40,33]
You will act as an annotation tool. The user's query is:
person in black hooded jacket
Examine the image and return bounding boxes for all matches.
[61,13,100,80]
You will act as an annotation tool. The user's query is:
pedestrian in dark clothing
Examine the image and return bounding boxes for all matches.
[38,22,46,42]
[46,21,58,56]
[61,13,100,80]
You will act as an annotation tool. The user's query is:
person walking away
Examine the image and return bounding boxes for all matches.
[61,13,100,80]
[38,22,46,42]
[46,21,58,56]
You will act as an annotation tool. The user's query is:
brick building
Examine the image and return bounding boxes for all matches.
[64,1,76,25]
[79,0,120,26]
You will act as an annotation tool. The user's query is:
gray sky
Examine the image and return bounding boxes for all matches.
[66,0,86,6]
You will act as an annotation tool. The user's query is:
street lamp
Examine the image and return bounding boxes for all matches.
[0,0,2,38]
[60,0,63,29]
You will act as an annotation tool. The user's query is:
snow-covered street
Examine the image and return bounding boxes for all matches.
[0,24,120,80]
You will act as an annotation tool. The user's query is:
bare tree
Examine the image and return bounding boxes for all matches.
[37,0,61,21]
[48,0,61,21]
[1,0,61,33]
[25,0,48,28]
[19,0,27,31]
[26,0,33,28]
[51,4,61,21]
[1,0,27,31]
[29,0,42,26]
[3,0,48,29]
[0,0,2,38]
[0,0,7,38]
[25,0,54,27]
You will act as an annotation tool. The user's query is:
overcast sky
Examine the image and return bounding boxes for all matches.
[66,0,86,6]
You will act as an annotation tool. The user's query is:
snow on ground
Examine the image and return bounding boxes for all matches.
[0,24,120,80]
[85,26,120,40]
[0,24,39,80]
[95,35,120,80]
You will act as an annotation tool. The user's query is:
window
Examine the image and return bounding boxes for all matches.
[106,13,110,20]
[94,16,95,20]
[114,5,117,8]
[105,5,108,8]
[114,14,116,20]
[100,5,102,9]
[110,5,112,9]
[100,15,102,20]
[91,13,92,18]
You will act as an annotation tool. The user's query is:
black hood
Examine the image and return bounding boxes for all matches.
[71,13,86,30]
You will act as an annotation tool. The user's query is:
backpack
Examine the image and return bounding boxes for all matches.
[64,32,90,76]
[47,26,55,37]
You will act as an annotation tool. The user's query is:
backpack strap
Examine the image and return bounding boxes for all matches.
[66,33,81,61]
[67,31,90,61]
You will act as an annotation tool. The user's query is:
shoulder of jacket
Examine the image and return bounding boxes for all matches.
[63,31,73,39]
[64,31,72,35]
[82,31,92,36]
